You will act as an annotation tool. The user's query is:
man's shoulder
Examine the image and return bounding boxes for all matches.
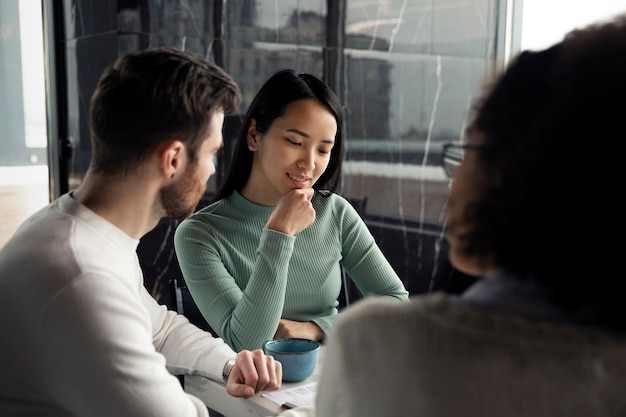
[1,200,72,255]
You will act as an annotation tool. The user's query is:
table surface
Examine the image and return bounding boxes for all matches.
[185,350,322,417]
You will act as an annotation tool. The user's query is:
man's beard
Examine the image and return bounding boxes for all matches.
[160,165,207,221]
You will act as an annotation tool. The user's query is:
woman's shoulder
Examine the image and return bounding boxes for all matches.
[314,189,341,202]
[313,190,362,215]
[176,198,234,236]
[191,193,248,219]
[195,197,228,215]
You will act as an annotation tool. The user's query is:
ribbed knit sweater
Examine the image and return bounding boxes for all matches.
[174,190,409,351]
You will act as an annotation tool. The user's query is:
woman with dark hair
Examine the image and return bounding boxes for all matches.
[311,14,626,417]
[175,69,408,351]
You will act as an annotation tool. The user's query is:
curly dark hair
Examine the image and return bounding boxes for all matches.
[465,14,626,326]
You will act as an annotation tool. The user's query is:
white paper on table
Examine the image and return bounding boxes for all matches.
[261,382,317,408]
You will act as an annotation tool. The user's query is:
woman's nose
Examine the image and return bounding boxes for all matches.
[297,149,315,170]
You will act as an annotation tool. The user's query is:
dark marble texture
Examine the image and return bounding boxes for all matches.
[51,0,495,306]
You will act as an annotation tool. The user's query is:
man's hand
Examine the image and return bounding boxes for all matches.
[274,319,324,343]
[226,349,282,398]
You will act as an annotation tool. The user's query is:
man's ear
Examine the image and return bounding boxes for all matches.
[158,140,185,179]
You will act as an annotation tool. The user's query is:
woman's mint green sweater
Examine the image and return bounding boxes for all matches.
[174,190,409,351]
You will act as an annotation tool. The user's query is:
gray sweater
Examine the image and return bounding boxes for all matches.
[315,284,626,417]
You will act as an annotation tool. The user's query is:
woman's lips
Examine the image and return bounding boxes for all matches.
[287,173,310,187]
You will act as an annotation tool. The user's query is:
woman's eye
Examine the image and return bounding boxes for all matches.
[287,139,301,146]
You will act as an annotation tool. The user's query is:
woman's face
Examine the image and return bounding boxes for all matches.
[243,99,337,205]
[445,126,496,277]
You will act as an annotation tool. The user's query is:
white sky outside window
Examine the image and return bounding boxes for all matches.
[19,0,46,151]
[0,0,48,249]
[521,0,626,51]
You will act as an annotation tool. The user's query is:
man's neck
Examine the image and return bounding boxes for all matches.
[72,170,162,240]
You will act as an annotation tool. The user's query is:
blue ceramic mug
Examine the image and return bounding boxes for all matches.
[263,338,320,382]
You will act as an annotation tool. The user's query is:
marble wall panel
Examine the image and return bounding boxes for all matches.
[52,0,495,305]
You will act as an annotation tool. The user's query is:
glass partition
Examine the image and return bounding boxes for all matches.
[48,0,509,303]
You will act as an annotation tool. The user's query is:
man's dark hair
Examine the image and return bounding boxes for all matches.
[89,47,241,175]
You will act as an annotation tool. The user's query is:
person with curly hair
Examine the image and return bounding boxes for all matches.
[311,13,626,417]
